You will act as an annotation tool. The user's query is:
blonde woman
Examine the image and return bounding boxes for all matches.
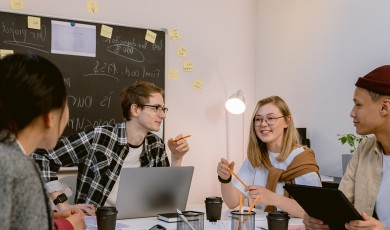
[217,96,321,218]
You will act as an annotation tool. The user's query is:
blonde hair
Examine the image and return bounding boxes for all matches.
[247,96,301,168]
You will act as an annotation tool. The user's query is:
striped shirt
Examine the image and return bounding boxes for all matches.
[32,122,169,207]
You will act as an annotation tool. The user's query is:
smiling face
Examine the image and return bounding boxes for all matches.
[254,102,288,152]
[137,92,166,132]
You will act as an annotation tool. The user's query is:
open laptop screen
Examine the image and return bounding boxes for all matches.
[115,166,194,219]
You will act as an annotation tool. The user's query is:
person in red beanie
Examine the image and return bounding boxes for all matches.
[304,65,390,230]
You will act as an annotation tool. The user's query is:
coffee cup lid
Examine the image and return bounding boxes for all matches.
[266,211,290,220]
[205,196,223,203]
[96,206,118,215]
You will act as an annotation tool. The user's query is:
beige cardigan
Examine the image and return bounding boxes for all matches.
[339,137,383,216]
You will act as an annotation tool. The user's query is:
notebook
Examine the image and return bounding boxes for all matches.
[115,166,194,219]
[284,184,362,230]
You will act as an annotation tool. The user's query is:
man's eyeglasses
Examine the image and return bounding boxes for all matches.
[254,115,284,127]
[140,104,168,115]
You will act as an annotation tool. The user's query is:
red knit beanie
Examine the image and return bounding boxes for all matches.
[355,65,390,95]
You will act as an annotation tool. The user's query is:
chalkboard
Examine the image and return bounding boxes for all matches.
[0,11,165,136]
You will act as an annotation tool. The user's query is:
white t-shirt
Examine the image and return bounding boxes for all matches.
[233,147,321,209]
[375,153,390,227]
[104,144,143,206]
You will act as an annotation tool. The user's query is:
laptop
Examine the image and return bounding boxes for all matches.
[115,166,194,219]
[284,184,362,230]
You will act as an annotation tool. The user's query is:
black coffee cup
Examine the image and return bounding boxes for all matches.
[96,206,118,230]
[205,196,223,222]
[266,211,290,230]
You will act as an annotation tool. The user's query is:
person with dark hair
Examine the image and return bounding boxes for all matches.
[217,96,321,218]
[0,53,85,229]
[304,66,390,229]
[32,81,190,214]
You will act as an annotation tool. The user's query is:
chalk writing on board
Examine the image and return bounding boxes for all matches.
[1,21,48,53]
[0,11,165,137]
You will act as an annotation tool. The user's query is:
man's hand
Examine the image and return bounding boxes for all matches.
[303,213,330,230]
[168,134,190,166]
[346,212,386,230]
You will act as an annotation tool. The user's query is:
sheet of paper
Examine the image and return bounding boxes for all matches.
[51,20,96,57]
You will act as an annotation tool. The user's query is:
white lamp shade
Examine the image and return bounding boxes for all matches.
[225,90,246,114]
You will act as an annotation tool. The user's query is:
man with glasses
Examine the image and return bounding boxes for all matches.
[32,81,190,214]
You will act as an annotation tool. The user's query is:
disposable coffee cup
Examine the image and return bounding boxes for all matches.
[96,206,118,230]
[266,211,290,230]
[205,196,223,222]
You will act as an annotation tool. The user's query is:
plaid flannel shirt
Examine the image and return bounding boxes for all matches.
[32,122,169,207]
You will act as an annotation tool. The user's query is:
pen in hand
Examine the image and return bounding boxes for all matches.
[173,135,191,142]
[176,209,195,230]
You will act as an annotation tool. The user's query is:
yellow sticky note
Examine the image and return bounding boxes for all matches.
[10,0,24,9]
[177,47,187,58]
[145,30,157,44]
[100,25,113,39]
[28,16,41,30]
[0,49,14,59]
[168,69,179,80]
[87,1,99,13]
[169,29,180,40]
[193,80,203,91]
[183,61,193,72]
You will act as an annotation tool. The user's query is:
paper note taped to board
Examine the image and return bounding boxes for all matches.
[177,47,187,58]
[100,25,113,39]
[10,0,24,9]
[87,1,99,13]
[193,80,203,90]
[183,61,193,72]
[0,49,14,59]
[168,68,179,80]
[145,30,157,44]
[169,29,180,40]
[28,16,41,30]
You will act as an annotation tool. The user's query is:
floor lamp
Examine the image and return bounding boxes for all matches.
[225,90,246,162]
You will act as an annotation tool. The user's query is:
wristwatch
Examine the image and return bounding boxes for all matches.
[53,193,68,205]
[218,175,232,184]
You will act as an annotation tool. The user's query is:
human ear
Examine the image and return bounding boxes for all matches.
[380,99,390,115]
[42,111,55,128]
[130,104,139,118]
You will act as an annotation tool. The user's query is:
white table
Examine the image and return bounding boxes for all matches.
[85,204,304,230]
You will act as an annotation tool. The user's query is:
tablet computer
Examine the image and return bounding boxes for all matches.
[284,184,362,230]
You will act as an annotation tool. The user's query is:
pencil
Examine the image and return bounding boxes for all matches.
[228,167,248,188]
[173,135,191,142]
[243,196,259,222]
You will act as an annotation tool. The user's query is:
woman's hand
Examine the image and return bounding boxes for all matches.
[58,203,96,216]
[217,158,234,180]
[247,185,279,206]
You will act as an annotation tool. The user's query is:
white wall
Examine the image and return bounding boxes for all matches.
[0,0,256,205]
[256,0,390,176]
